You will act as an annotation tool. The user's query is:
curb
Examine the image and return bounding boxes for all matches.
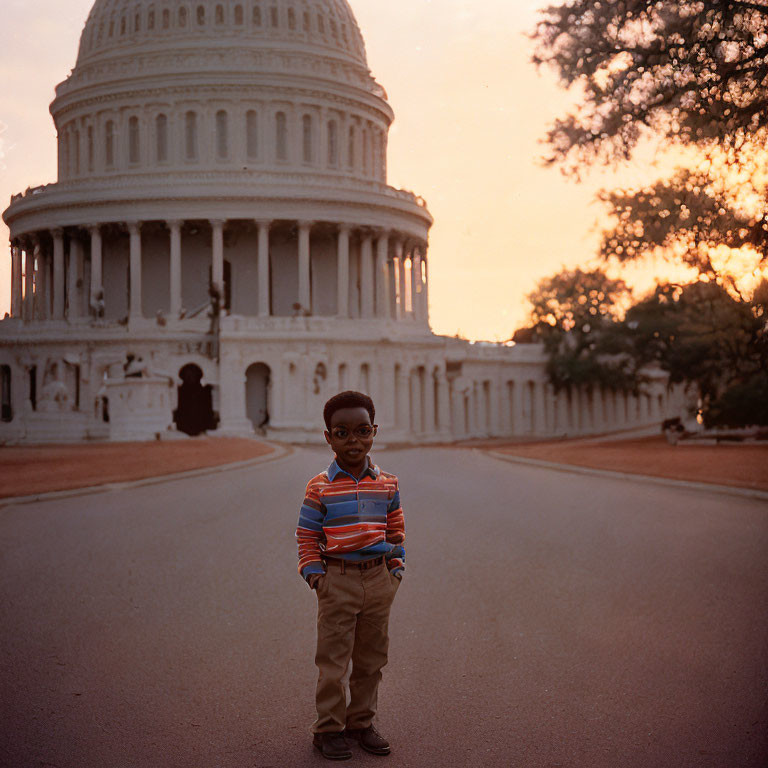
[481,449,768,503]
[0,442,294,508]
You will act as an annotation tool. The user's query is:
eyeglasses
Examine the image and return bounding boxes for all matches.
[331,425,377,441]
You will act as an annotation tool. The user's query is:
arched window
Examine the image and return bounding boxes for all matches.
[134,10,141,32]
[362,127,368,174]
[302,115,313,164]
[348,125,355,168]
[197,5,206,24]
[330,19,337,38]
[234,4,243,24]
[128,116,140,164]
[275,112,287,161]
[148,8,155,29]
[185,111,198,160]
[327,120,338,166]
[162,8,170,27]
[105,120,115,167]
[253,5,261,25]
[317,13,325,33]
[303,11,310,30]
[288,7,296,29]
[120,15,127,34]
[109,19,115,36]
[270,6,278,27]
[216,110,229,159]
[87,125,94,171]
[179,6,187,26]
[156,113,168,162]
[98,22,104,42]
[246,110,258,158]
[215,4,224,24]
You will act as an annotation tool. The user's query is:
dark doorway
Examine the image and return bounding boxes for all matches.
[174,363,217,436]
[245,362,270,432]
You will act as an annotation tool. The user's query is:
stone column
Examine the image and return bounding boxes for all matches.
[89,225,103,315]
[570,387,580,434]
[375,232,390,319]
[556,387,569,435]
[422,252,430,324]
[546,384,557,434]
[593,386,606,433]
[11,244,22,318]
[360,234,374,319]
[396,368,410,431]
[23,238,35,322]
[35,242,48,320]
[52,229,65,320]
[298,221,312,314]
[336,224,350,318]
[451,383,465,437]
[211,219,225,303]
[128,222,143,319]
[534,381,547,435]
[423,367,436,435]
[256,220,271,317]
[394,239,405,321]
[436,370,451,437]
[169,220,182,318]
[489,381,502,437]
[68,237,83,320]
[411,248,421,320]
[409,369,422,435]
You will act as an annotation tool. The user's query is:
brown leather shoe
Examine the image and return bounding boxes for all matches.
[345,724,391,755]
[312,732,352,761]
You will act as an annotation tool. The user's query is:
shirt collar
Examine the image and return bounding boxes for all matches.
[327,456,380,482]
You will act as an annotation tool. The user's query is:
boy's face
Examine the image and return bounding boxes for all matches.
[325,406,377,474]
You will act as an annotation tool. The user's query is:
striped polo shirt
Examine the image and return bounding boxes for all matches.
[296,457,406,581]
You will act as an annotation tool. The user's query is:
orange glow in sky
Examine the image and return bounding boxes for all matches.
[0,0,716,340]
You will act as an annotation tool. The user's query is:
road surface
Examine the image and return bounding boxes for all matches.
[1,446,766,768]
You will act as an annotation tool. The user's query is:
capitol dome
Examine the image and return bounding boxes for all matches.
[0,0,675,446]
[76,0,369,69]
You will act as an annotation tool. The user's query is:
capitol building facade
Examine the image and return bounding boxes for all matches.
[1,0,681,444]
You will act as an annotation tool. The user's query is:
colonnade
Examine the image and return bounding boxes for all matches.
[8,220,429,323]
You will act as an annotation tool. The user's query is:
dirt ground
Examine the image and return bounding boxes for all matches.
[0,438,275,499]
[1,435,765,500]
[490,435,768,492]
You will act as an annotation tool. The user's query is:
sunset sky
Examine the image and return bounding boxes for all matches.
[0,0,684,340]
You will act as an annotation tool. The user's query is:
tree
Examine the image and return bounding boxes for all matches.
[599,161,768,294]
[530,1,768,426]
[621,280,768,425]
[531,0,768,173]
[527,267,630,332]
[519,268,635,391]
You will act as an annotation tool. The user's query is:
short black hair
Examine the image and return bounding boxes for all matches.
[323,391,376,430]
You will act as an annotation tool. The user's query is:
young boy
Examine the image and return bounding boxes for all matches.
[296,390,405,760]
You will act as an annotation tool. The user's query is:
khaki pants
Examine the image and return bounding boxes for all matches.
[312,560,400,734]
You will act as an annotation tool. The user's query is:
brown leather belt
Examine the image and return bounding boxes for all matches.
[324,555,384,573]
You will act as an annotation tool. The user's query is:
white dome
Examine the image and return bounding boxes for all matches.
[47,0,395,190]
[77,0,368,69]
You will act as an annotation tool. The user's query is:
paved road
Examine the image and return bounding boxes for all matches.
[1,447,766,768]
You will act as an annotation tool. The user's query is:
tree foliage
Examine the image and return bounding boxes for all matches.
[520,271,768,425]
[599,161,768,293]
[521,268,636,391]
[532,0,768,173]
[527,267,630,332]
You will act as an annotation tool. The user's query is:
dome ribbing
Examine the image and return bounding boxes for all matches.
[76,0,368,69]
